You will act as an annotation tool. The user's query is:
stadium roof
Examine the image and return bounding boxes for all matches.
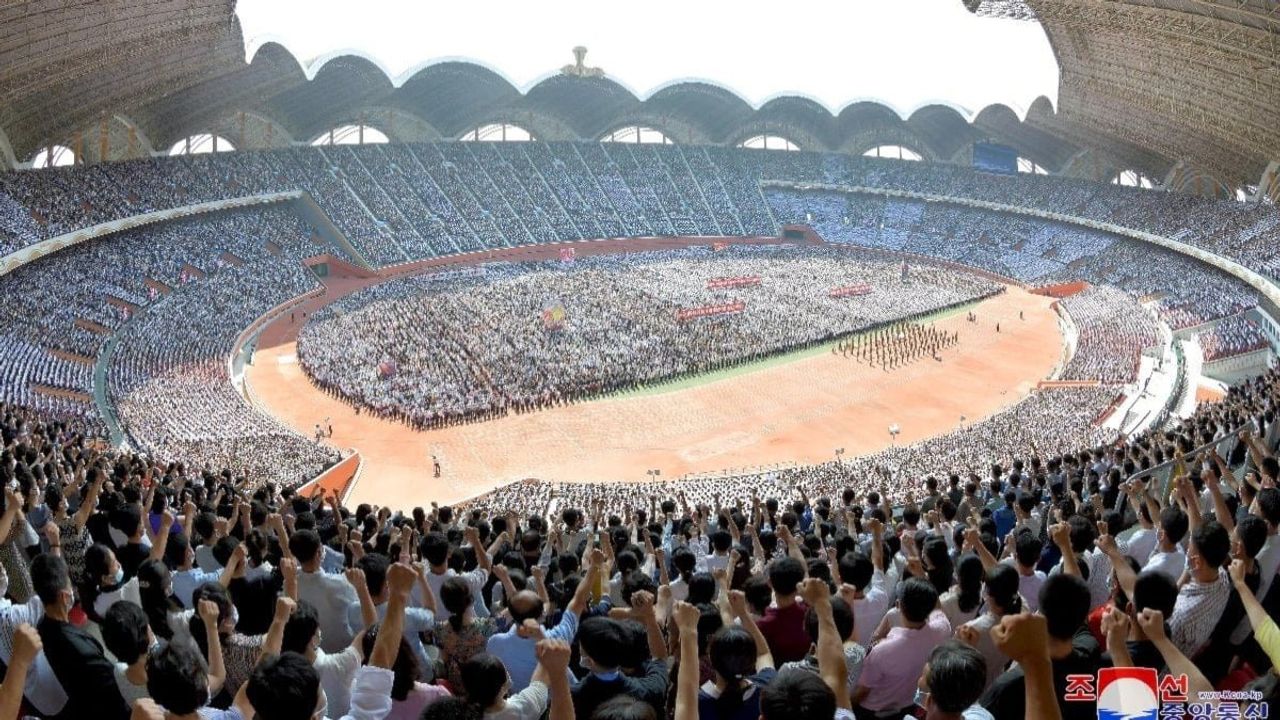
[0,0,1274,192]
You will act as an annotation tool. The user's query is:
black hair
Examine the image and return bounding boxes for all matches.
[768,557,805,595]
[1131,570,1178,618]
[899,577,940,624]
[743,575,772,614]
[578,616,625,669]
[760,668,835,720]
[1237,515,1269,560]
[287,529,321,565]
[984,563,1023,614]
[925,641,988,712]
[954,553,984,614]
[360,623,418,701]
[708,626,758,718]
[282,600,320,655]
[460,653,508,709]
[245,651,320,720]
[686,573,717,606]
[1039,573,1090,640]
[356,552,391,597]
[804,596,854,643]
[1191,520,1231,570]
[147,642,210,715]
[102,600,150,665]
[1159,507,1190,545]
[1013,528,1042,568]
[441,576,473,631]
[136,558,179,640]
[421,531,450,566]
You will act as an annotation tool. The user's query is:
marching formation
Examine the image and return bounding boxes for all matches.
[837,320,960,370]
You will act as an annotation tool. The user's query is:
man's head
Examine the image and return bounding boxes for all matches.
[356,552,391,599]
[898,577,940,625]
[287,529,322,567]
[30,553,73,612]
[507,590,545,626]
[577,617,625,672]
[147,642,211,716]
[1235,515,1269,561]
[1038,573,1090,641]
[1013,529,1042,569]
[760,668,835,720]
[1157,507,1190,548]
[460,653,510,710]
[767,557,805,597]
[102,600,151,666]
[245,651,323,720]
[917,641,988,717]
[1256,488,1280,531]
[1188,520,1231,578]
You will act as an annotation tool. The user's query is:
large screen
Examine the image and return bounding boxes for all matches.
[973,142,1019,175]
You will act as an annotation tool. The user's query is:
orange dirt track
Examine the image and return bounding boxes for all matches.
[245,250,1063,508]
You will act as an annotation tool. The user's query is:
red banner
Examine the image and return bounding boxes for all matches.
[711,242,730,252]
[707,276,761,290]
[675,300,746,323]
[828,284,873,298]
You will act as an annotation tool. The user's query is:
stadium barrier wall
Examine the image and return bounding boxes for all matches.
[0,192,302,277]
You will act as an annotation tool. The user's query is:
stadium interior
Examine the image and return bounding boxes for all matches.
[1,2,1279,720]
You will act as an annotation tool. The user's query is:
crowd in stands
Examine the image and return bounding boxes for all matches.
[1200,315,1272,363]
[1057,286,1160,384]
[297,246,999,428]
[0,360,1275,720]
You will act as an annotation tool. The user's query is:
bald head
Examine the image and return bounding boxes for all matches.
[509,590,544,624]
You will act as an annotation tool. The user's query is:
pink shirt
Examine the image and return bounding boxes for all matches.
[383,682,452,720]
[857,609,951,712]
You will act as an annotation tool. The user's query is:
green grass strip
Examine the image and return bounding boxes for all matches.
[594,299,981,401]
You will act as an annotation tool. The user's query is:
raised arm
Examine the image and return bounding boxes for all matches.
[990,614,1061,720]
[148,509,175,562]
[0,625,40,720]
[728,589,774,671]
[72,469,106,529]
[198,599,227,695]
[261,596,296,661]
[1097,531,1137,603]
[800,578,850,710]
[535,640,575,720]
[1138,609,1216,702]
[466,526,493,573]
[1050,523,1081,578]
[371,563,415,669]
[672,601,702,720]
[346,567,376,630]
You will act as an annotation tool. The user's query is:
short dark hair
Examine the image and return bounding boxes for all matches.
[281,600,320,654]
[102,600,150,664]
[1039,573,1090,640]
[147,642,209,714]
[1237,515,1269,560]
[31,553,69,605]
[768,557,805,595]
[592,696,658,720]
[460,653,508,708]
[926,641,988,712]
[760,668,836,720]
[578,617,625,669]
[245,652,320,720]
[1132,570,1178,617]
[1191,520,1231,569]
[420,532,450,566]
[898,577,939,624]
[805,596,854,642]
[1014,528,1043,568]
[1159,507,1190,544]
[287,529,321,565]
[356,553,391,596]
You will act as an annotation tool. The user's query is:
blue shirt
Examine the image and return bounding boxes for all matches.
[345,601,435,677]
[173,567,223,609]
[993,507,1016,543]
[485,610,579,692]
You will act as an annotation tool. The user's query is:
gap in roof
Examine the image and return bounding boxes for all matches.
[237,0,1058,118]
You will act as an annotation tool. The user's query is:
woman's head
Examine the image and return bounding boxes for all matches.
[954,553,984,614]
[85,543,121,587]
[282,601,321,657]
[984,563,1023,615]
[136,558,176,639]
[441,576,473,628]
[359,622,418,701]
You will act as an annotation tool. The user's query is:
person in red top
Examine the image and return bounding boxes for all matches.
[756,556,810,665]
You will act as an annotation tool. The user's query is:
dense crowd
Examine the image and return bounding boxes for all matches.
[1200,315,1272,363]
[1057,286,1160,384]
[0,360,1274,720]
[297,246,999,427]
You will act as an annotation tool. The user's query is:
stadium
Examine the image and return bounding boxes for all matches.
[1,2,1279,720]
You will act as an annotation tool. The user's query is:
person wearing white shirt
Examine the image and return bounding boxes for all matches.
[417,527,493,621]
[1143,507,1190,584]
[0,560,66,717]
[844,519,893,647]
[290,529,359,653]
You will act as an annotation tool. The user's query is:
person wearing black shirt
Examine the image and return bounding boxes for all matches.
[981,573,1103,720]
[31,552,129,720]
